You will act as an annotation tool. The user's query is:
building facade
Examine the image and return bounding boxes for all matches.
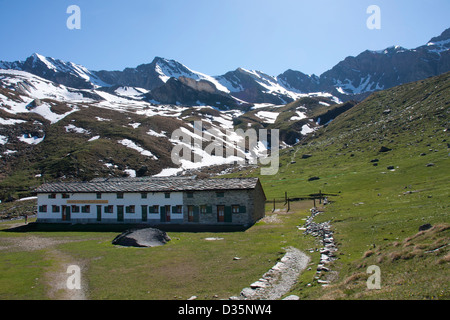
[34,177,266,227]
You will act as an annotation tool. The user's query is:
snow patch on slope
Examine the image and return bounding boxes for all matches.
[19,133,45,145]
[255,111,279,124]
[118,139,158,160]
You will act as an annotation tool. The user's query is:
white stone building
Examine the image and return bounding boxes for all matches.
[34,177,266,227]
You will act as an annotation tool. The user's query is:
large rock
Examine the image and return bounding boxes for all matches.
[112,227,171,247]
[419,223,432,232]
[379,146,392,153]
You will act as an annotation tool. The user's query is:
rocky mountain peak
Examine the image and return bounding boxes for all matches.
[427,27,450,44]
[0,27,448,105]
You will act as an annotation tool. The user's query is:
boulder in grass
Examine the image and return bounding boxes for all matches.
[419,223,432,232]
[379,146,392,153]
[112,227,171,247]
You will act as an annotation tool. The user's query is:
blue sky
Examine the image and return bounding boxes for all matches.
[0,0,449,76]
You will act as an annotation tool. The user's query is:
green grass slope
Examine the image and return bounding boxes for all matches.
[239,72,450,299]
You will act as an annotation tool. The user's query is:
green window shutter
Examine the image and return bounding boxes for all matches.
[224,206,232,222]
[141,205,147,221]
[206,205,212,214]
[193,206,200,222]
[239,206,246,213]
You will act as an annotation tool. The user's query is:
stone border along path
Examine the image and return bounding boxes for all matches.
[229,206,339,300]
[230,207,339,300]
[299,207,338,286]
[231,246,310,300]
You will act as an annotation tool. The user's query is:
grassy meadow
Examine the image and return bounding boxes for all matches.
[0,73,449,300]
[0,201,318,300]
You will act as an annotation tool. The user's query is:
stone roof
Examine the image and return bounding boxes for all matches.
[34,177,261,194]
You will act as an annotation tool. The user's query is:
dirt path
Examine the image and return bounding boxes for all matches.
[44,248,88,300]
[1,233,88,300]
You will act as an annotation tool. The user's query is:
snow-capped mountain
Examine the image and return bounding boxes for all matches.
[92,57,333,108]
[260,27,450,101]
[0,53,109,89]
[425,28,450,55]
[215,68,309,105]
[94,56,229,93]
[318,28,450,98]
[0,28,449,106]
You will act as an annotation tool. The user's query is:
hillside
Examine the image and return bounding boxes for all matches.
[236,71,450,299]
[0,67,352,201]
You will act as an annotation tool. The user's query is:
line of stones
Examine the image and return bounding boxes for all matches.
[299,207,337,286]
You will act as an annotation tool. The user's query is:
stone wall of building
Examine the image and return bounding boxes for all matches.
[183,188,265,226]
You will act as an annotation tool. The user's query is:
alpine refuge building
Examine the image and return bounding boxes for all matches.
[34,177,266,227]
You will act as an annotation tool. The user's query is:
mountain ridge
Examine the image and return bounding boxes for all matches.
[1,27,448,106]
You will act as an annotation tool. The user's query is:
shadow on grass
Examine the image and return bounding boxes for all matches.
[1,222,251,233]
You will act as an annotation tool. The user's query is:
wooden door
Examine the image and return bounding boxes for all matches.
[62,205,71,221]
[165,205,171,222]
[141,205,147,222]
[224,206,232,223]
[160,206,166,222]
[188,205,194,222]
[193,206,199,222]
[217,205,225,222]
[96,205,102,222]
[117,205,124,222]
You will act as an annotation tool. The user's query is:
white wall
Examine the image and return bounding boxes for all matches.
[37,191,184,223]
